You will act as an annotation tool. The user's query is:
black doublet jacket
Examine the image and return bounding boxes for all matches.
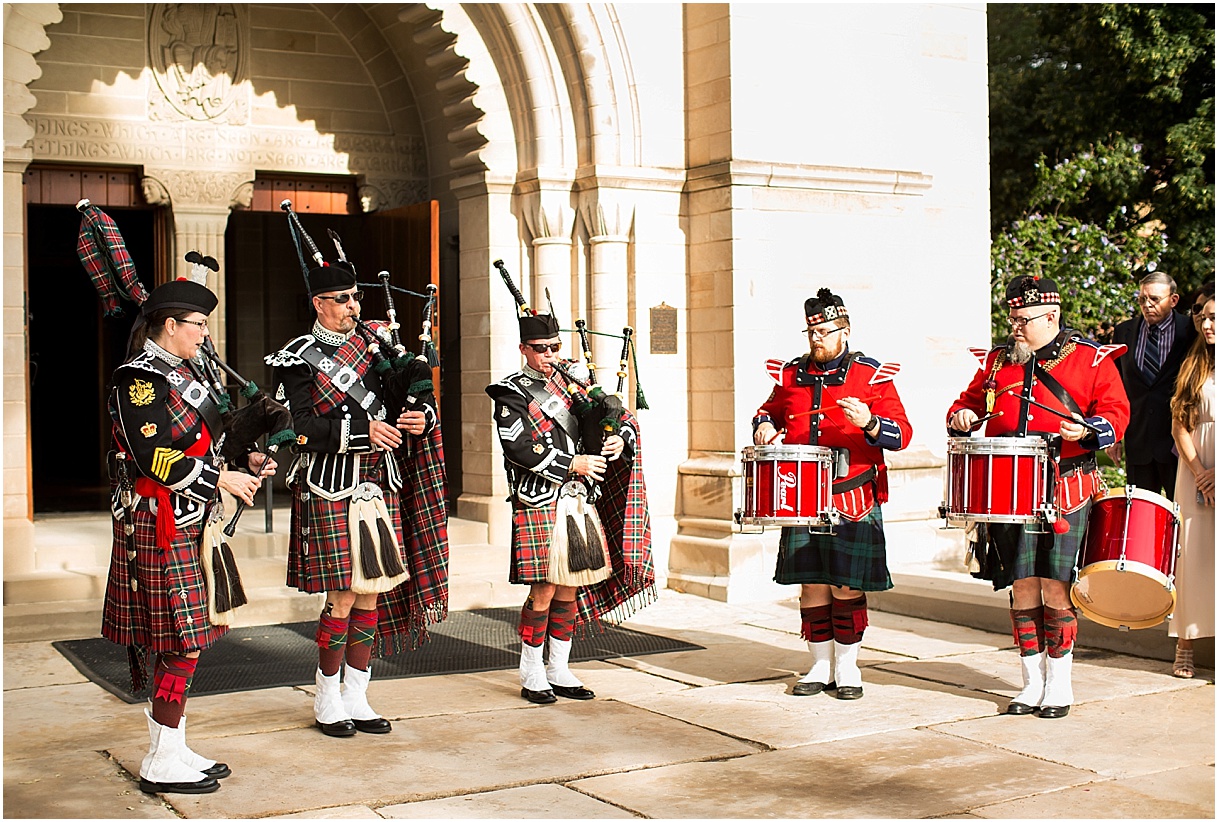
[486,365,637,508]
[267,321,437,500]
[109,342,225,528]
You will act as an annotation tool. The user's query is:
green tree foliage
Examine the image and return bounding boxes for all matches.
[990,139,1168,341]
[989,3,1214,323]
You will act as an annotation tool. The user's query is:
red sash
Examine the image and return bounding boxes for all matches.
[131,428,213,549]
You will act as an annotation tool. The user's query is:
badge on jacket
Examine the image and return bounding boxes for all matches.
[128,379,155,407]
[140,422,157,438]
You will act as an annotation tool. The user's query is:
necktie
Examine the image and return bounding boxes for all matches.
[1144,325,1161,384]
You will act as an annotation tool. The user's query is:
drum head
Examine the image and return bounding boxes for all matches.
[1071,561,1176,630]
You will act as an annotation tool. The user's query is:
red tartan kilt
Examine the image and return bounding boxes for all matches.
[101,505,226,654]
[287,483,405,593]
[509,503,559,584]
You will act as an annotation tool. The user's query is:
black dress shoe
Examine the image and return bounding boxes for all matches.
[521,687,558,704]
[352,717,392,734]
[1038,704,1070,719]
[834,685,864,700]
[316,719,357,737]
[550,683,596,700]
[202,762,231,779]
[139,776,220,795]
[1006,701,1037,716]
[792,680,833,696]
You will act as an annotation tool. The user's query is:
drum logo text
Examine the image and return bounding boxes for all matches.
[777,468,797,512]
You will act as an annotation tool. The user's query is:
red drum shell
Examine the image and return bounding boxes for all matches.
[1071,487,1179,630]
[740,444,834,527]
[944,437,1051,524]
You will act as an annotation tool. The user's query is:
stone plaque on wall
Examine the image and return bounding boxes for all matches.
[650,302,678,354]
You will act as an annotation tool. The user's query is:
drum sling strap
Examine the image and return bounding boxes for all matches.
[1033,364,1098,475]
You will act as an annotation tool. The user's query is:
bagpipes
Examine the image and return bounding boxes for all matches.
[281,200,439,594]
[281,200,439,423]
[75,199,294,622]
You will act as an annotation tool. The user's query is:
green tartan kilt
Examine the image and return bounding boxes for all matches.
[981,500,1091,590]
[774,507,893,591]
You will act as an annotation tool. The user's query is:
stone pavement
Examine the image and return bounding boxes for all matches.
[4,590,1213,819]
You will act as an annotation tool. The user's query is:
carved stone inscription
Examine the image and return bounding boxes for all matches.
[28,116,426,178]
[650,302,678,355]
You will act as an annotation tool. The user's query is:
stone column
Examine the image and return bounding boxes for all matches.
[3,158,34,575]
[454,175,524,547]
[143,171,244,359]
[171,207,232,356]
[587,232,630,380]
[4,3,63,575]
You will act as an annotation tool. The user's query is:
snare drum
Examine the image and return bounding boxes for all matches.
[943,436,1052,526]
[740,444,835,528]
[1071,486,1180,630]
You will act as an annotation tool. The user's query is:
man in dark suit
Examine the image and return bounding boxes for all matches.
[1112,272,1197,500]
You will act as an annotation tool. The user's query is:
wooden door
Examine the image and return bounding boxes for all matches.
[367,201,441,415]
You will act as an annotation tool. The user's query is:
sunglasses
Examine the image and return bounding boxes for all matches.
[1190,303,1211,316]
[316,290,365,304]
[525,342,562,354]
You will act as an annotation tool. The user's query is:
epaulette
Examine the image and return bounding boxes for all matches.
[854,355,901,384]
[764,358,790,385]
[1071,336,1128,366]
[968,345,1002,371]
[264,334,313,368]
[117,353,170,379]
[486,373,529,401]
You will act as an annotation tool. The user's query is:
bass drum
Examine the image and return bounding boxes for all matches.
[1071,486,1180,630]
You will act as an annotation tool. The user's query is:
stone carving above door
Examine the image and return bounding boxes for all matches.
[148,4,249,124]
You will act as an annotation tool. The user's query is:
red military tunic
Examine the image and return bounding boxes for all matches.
[947,331,1129,512]
[755,349,912,520]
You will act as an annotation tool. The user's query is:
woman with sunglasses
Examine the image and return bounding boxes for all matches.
[1168,284,1214,678]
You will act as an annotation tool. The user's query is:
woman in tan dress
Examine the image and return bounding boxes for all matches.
[1168,287,1214,678]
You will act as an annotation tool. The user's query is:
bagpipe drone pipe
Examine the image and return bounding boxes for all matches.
[282,200,440,425]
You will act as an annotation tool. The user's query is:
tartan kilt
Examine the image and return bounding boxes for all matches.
[508,501,561,584]
[101,502,227,656]
[982,499,1091,590]
[286,454,405,594]
[774,506,893,591]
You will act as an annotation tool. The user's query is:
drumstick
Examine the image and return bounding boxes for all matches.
[1017,394,1103,433]
[968,410,1003,430]
[787,397,876,421]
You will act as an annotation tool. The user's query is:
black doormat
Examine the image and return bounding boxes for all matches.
[53,607,701,704]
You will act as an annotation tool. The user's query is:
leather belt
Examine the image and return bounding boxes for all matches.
[1058,454,1098,476]
[833,466,876,495]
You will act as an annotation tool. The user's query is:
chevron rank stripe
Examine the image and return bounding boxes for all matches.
[1092,343,1127,367]
[150,447,184,481]
[765,358,786,385]
[497,419,525,442]
[969,347,990,371]
[868,362,900,384]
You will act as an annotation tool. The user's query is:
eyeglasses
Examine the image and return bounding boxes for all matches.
[806,326,845,340]
[1007,311,1054,329]
[524,342,562,354]
[177,318,209,330]
[1190,303,1211,316]
[316,290,365,304]
[1136,293,1170,306]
